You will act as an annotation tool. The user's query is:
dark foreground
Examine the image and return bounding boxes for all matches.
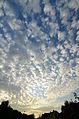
[0,93,79,119]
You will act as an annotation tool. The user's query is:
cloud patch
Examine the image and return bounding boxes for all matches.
[0,0,79,116]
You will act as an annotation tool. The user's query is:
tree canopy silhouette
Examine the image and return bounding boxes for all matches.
[0,92,79,119]
[0,100,35,119]
[37,92,79,119]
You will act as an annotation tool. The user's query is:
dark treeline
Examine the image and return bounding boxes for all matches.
[0,92,79,119]
[0,101,35,119]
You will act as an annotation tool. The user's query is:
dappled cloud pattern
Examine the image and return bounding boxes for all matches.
[0,0,79,115]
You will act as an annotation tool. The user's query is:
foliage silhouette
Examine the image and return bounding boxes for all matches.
[0,93,79,119]
[37,92,79,119]
[0,100,35,119]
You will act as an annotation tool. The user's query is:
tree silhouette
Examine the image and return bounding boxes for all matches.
[0,100,35,119]
[0,93,79,119]
[37,93,79,119]
[74,92,79,101]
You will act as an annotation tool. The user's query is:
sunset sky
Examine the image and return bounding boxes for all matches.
[0,0,79,117]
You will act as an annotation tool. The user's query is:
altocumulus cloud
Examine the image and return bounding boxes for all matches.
[0,0,79,115]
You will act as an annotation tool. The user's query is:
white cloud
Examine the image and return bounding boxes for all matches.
[58,31,66,41]
[76,30,79,41]
[68,0,79,10]
[0,0,79,116]
[0,0,4,8]
[0,8,3,16]
[44,3,52,14]
[71,18,79,29]
[29,0,41,13]
[8,19,22,30]
[0,90,12,102]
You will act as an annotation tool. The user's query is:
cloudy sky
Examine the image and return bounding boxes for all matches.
[0,0,79,117]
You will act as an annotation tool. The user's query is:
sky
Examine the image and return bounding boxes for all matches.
[0,0,79,117]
